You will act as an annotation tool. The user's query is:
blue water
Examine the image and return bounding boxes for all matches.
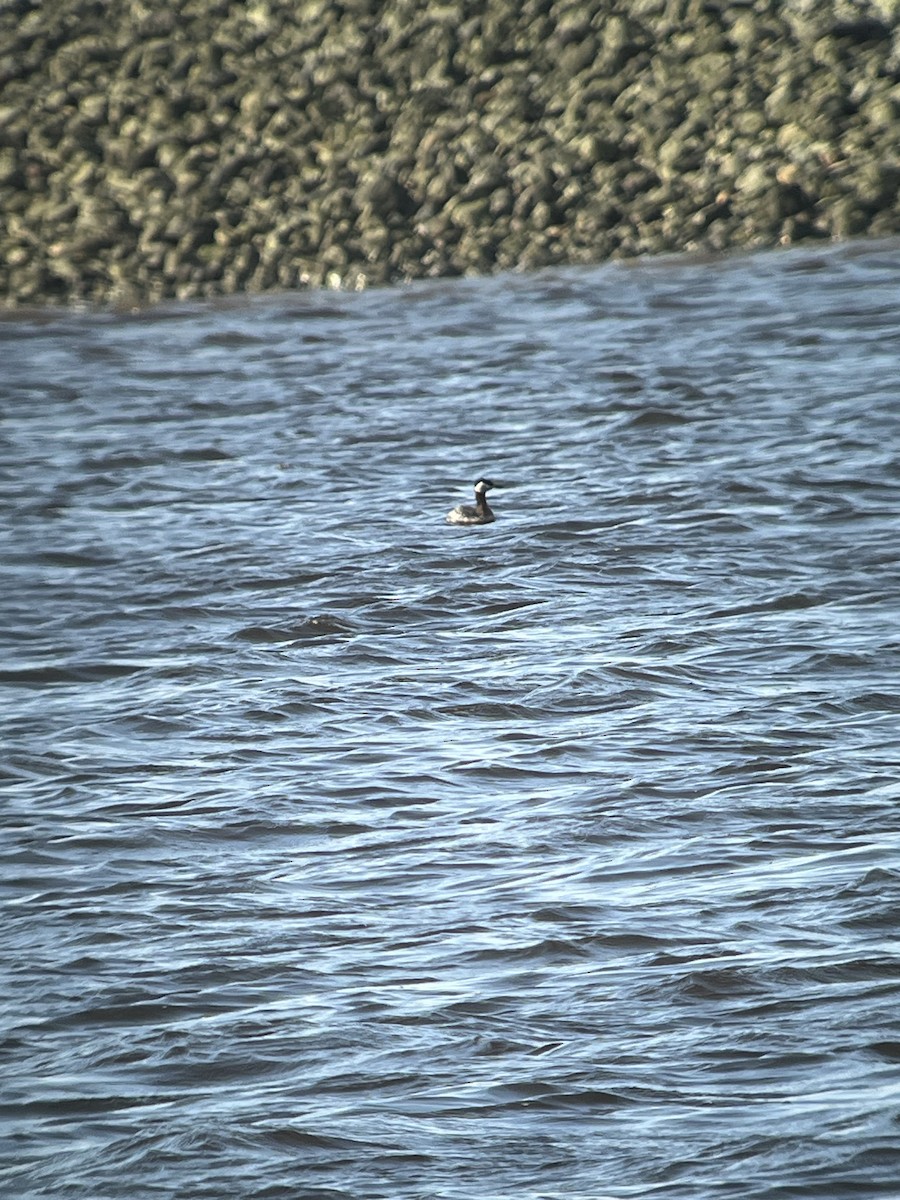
[3,239,900,1199]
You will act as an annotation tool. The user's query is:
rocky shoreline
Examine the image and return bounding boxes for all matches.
[2,0,899,307]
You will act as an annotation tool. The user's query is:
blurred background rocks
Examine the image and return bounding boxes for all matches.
[2,0,898,306]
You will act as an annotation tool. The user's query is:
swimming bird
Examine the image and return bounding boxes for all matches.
[446,478,496,525]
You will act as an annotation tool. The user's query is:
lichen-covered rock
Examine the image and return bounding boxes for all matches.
[1,0,899,307]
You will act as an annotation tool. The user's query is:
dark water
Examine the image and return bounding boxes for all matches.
[3,240,900,1199]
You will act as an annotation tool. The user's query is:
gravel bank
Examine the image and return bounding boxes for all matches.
[2,0,899,306]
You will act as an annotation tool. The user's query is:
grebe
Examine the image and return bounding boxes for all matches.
[446,479,496,525]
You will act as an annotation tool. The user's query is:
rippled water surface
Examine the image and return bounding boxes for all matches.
[3,241,900,1199]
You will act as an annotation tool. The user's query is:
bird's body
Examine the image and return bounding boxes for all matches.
[446,478,496,525]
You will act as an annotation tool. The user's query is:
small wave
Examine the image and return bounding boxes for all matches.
[0,661,146,686]
[705,590,826,619]
[233,616,355,643]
